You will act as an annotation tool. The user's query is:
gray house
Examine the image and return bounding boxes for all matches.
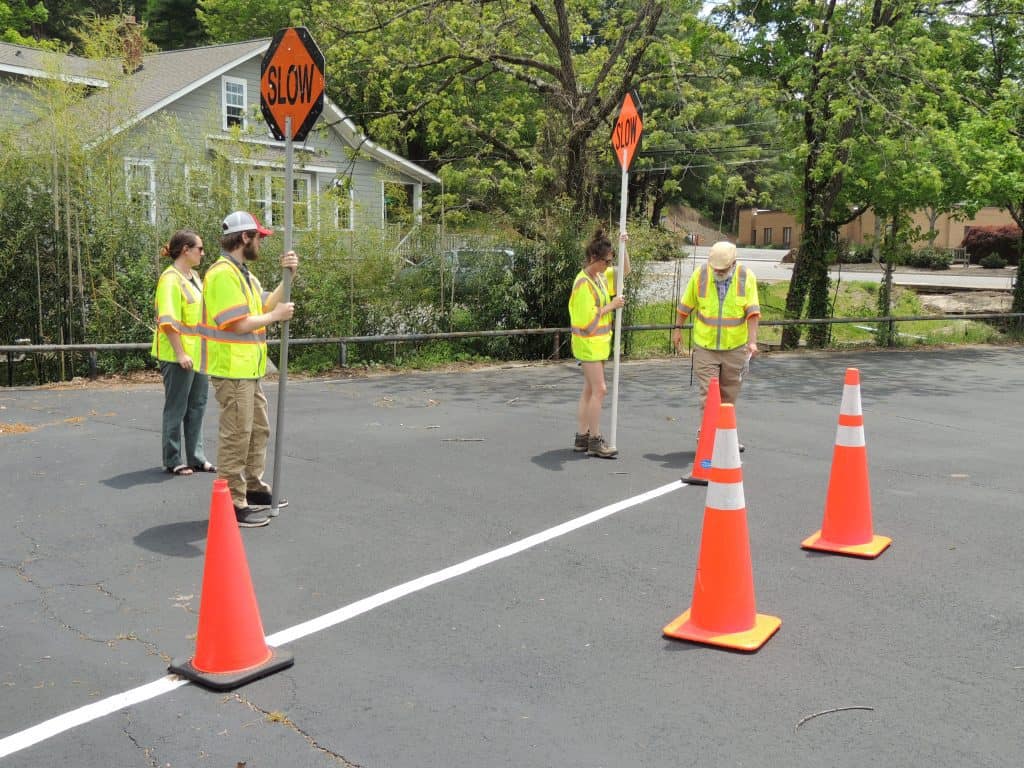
[0,36,440,237]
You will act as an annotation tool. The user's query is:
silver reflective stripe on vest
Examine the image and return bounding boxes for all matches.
[201,325,264,343]
[214,304,250,326]
[695,311,745,327]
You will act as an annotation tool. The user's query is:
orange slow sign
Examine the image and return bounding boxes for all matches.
[260,27,325,142]
[611,90,643,171]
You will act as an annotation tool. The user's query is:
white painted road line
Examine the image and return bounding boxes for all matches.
[0,479,684,759]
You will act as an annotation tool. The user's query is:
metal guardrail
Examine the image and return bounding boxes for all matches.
[4,311,1024,386]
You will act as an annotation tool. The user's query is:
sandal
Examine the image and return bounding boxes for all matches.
[167,464,193,476]
[191,461,217,473]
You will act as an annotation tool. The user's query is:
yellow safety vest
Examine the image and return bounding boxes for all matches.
[677,264,760,350]
[198,255,269,379]
[151,265,202,363]
[569,267,617,362]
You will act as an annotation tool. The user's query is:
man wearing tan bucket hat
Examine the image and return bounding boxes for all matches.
[671,241,760,449]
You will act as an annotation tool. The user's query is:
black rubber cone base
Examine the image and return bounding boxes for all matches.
[169,647,294,692]
[682,476,709,486]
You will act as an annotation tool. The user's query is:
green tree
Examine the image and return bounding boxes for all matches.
[306,0,671,223]
[957,0,1024,321]
[712,0,955,348]
[145,0,204,49]
[197,0,301,43]
[1,0,50,45]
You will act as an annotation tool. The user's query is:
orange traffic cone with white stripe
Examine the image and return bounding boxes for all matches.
[169,479,294,690]
[683,376,721,486]
[664,403,781,651]
[802,368,891,558]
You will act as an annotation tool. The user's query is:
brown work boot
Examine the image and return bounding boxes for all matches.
[587,434,618,459]
[574,431,590,452]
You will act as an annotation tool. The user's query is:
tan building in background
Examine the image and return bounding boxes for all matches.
[736,206,1018,249]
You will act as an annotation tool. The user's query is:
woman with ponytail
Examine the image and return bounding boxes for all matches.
[568,227,629,458]
[151,229,214,475]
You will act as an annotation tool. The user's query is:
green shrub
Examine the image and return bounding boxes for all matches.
[979,253,1007,269]
[905,248,952,270]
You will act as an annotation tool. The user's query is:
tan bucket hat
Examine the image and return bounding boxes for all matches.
[708,241,737,270]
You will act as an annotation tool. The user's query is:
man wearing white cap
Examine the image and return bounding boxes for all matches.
[670,241,759,448]
[199,211,298,527]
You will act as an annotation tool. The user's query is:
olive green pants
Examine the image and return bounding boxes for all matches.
[211,377,272,508]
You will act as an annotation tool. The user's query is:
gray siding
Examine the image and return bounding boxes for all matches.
[119,57,415,230]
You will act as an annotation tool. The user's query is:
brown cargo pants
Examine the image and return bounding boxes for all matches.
[211,377,273,509]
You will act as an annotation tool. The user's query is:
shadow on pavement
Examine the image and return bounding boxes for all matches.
[643,450,693,470]
[133,519,208,558]
[531,448,589,471]
[101,467,174,489]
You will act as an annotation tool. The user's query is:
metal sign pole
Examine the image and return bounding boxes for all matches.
[270,115,293,514]
[608,148,628,451]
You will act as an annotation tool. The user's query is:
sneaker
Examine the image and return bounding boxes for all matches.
[574,432,590,452]
[246,490,288,509]
[234,505,270,528]
[587,434,618,459]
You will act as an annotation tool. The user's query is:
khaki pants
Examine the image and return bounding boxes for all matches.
[211,377,272,508]
[692,345,750,405]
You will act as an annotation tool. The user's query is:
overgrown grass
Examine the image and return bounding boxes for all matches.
[628,280,1003,356]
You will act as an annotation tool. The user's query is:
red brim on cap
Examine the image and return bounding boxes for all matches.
[251,215,273,236]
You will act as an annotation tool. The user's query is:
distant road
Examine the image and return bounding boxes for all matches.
[664,246,1016,291]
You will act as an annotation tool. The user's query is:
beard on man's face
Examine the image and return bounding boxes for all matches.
[242,237,260,261]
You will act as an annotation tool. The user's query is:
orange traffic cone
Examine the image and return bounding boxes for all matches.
[169,479,293,690]
[664,403,781,651]
[802,368,891,558]
[683,376,720,486]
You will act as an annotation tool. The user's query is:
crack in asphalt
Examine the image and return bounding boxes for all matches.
[6,543,171,662]
[231,693,363,767]
[121,714,160,767]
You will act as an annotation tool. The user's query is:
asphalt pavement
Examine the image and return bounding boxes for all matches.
[1,348,1022,767]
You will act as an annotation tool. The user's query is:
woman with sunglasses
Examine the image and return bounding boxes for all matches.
[151,229,215,475]
[569,227,630,458]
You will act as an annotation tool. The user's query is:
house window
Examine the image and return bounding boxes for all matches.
[383,181,414,226]
[125,158,156,224]
[782,226,792,246]
[329,178,354,230]
[245,170,311,229]
[763,227,773,245]
[750,227,757,245]
[185,166,212,208]
[222,76,247,130]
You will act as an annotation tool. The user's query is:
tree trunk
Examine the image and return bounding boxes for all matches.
[781,218,832,349]
[565,135,588,216]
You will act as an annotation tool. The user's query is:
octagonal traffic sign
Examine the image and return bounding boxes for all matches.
[611,90,643,171]
[260,27,325,142]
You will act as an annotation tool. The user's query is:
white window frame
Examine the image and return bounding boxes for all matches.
[184,165,212,208]
[331,179,354,231]
[243,169,312,230]
[124,157,156,224]
[382,180,415,226]
[222,75,248,131]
